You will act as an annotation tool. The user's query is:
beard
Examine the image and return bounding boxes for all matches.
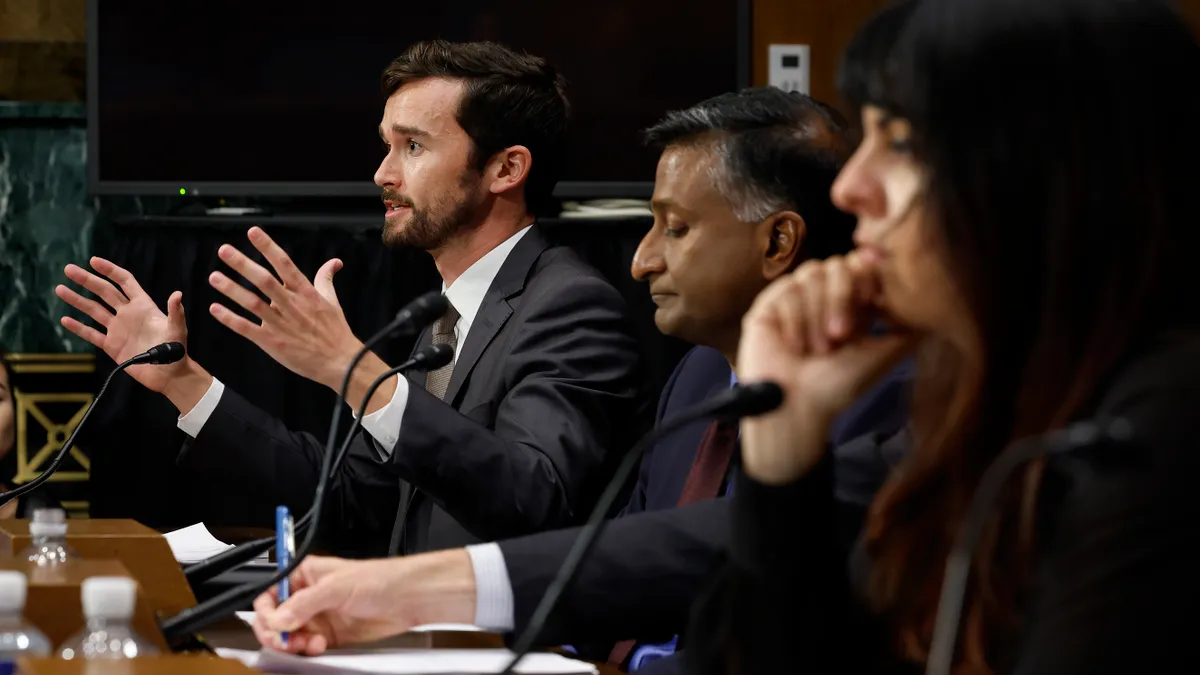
[381,174,481,250]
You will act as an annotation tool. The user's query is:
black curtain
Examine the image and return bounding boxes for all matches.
[79,216,687,530]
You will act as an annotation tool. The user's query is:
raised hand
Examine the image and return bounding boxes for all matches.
[208,227,362,392]
[56,258,190,394]
[737,253,918,484]
[252,551,477,656]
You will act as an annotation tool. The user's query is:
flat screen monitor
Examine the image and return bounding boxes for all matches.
[87,0,751,198]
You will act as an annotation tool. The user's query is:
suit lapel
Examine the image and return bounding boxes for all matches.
[443,225,551,404]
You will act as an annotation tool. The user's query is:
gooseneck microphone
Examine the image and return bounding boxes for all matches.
[924,417,1135,675]
[0,342,186,508]
[181,342,454,586]
[160,292,449,641]
[500,381,785,674]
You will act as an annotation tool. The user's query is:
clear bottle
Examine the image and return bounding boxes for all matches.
[0,571,51,675]
[58,577,158,660]
[18,508,77,568]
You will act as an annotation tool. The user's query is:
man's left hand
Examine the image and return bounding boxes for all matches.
[208,227,360,390]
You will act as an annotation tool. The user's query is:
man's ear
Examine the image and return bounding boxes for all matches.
[762,211,806,280]
[485,145,532,197]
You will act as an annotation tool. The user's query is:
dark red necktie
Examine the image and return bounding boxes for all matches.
[674,418,739,506]
[607,418,739,669]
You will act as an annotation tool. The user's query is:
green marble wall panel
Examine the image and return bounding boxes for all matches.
[0,101,93,352]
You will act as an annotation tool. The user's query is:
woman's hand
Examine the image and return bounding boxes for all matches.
[737,253,917,484]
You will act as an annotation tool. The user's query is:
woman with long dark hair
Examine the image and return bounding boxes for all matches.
[695,0,1200,672]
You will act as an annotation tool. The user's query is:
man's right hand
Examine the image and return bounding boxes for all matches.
[57,257,213,413]
[252,550,478,656]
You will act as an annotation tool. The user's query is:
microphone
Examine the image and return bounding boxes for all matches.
[160,294,450,641]
[181,342,454,586]
[924,417,1135,675]
[0,342,187,507]
[500,381,785,674]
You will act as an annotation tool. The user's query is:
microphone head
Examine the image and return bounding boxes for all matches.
[714,381,785,418]
[396,292,449,326]
[413,343,454,371]
[144,342,186,365]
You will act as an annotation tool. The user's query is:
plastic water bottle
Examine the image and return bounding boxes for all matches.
[58,577,158,660]
[0,571,51,674]
[19,508,77,568]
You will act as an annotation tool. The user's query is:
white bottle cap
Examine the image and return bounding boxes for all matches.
[0,571,28,613]
[81,577,137,621]
[29,508,68,538]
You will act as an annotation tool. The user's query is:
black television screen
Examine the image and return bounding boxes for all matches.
[87,0,750,198]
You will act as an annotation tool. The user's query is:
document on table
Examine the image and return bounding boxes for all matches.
[163,523,269,564]
[236,611,484,633]
[216,647,598,674]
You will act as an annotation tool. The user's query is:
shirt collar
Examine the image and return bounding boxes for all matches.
[442,224,533,334]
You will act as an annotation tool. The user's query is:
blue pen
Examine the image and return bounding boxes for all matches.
[275,505,295,647]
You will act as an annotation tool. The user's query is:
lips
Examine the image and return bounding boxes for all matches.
[383,201,412,217]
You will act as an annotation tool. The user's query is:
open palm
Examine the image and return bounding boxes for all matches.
[56,257,189,394]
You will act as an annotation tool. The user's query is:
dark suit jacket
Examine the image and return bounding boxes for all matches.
[689,330,1200,675]
[626,345,913,517]
[177,225,652,556]
[498,346,913,655]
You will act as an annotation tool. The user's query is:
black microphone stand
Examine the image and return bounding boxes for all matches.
[181,343,453,587]
[0,342,186,508]
[499,382,784,675]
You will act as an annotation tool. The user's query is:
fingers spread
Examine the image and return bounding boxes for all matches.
[209,271,271,319]
[55,285,113,328]
[248,227,312,293]
[89,257,147,301]
[60,316,106,347]
[64,263,127,309]
[218,244,288,306]
[210,303,262,342]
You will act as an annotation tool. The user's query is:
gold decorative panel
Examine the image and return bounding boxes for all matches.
[5,353,95,518]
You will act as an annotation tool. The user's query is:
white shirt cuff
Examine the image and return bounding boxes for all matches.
[358,374,410,458]
[177,378,225,438]
[465,543,516,632]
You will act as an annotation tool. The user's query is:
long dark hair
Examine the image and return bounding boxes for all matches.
[840,0,1200,671]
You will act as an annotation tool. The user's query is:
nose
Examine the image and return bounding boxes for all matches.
[374,152,400,189]
[631,225,666,282]
[831,148,887,224]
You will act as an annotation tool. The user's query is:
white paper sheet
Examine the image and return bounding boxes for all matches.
[217,647,597,674]
[164,523,233,563]
[236,611,484,633]
[163,523,269,564]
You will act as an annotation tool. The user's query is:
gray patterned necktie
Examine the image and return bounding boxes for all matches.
[424,303,459,400]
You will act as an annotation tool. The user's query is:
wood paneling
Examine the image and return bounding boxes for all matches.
[0,0,84,101]
[752,0,891,110]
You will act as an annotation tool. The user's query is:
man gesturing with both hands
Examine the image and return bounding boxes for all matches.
[57,40,650,556]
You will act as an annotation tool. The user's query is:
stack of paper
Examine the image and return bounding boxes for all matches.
[216,647,598,674]
[163,522,268,565]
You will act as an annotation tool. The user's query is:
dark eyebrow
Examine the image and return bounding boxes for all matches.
[650,198,699,220]
[379,123,431,140]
